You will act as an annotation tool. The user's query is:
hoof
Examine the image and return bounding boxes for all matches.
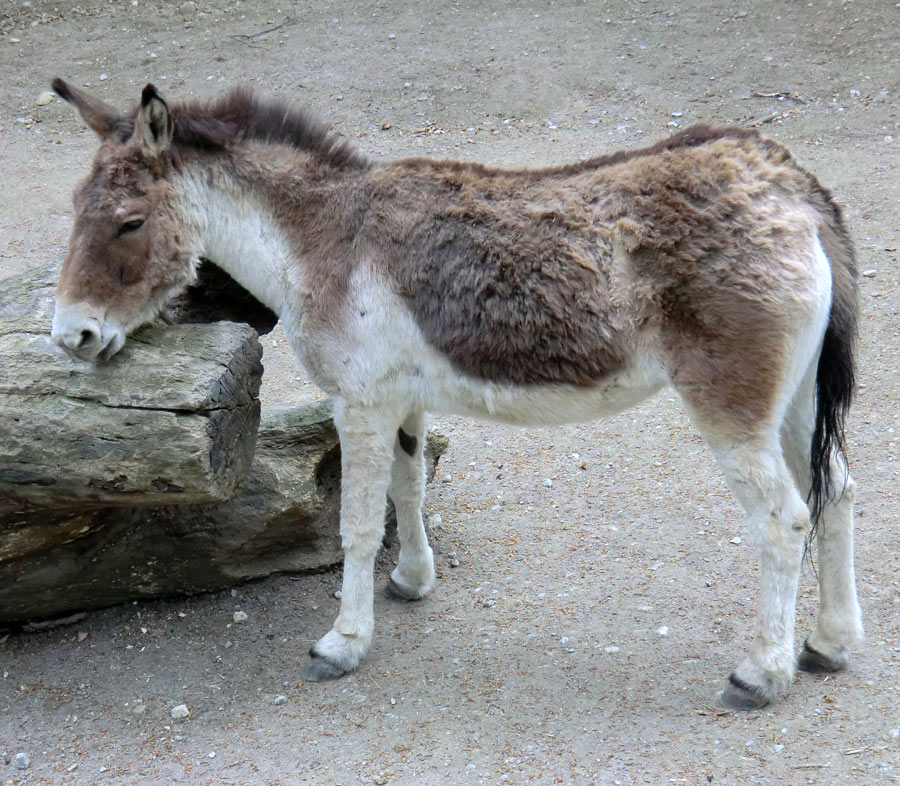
[384,577,427,601]
[719,674,770,711]
[797,640,844,674]
[300,652,347,682]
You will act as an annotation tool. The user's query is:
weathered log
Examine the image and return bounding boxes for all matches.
[0,400,448,624]
[0,259,263,513]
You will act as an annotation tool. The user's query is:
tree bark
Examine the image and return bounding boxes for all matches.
[0,259,264,514]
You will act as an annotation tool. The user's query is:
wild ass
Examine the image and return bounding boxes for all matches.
[49,79,863,709]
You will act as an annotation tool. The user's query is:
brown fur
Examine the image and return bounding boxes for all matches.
[343,131,842,418]
[52,84,862,695]
[54,83,855,432]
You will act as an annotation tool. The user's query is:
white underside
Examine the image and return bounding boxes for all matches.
[285,263,668,425]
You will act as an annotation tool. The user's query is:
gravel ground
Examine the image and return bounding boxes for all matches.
[1,1,899,784]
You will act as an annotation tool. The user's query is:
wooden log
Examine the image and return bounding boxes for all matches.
[0,258,263,514]
[0,400,449,624]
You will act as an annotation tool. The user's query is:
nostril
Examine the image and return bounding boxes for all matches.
[77,329,97,349]
[58,323,101,353]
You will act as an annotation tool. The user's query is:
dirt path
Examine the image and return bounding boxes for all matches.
[1,1,899,784]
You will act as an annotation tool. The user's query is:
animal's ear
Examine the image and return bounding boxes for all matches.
[136,84,174,156]
[51,77,123,139]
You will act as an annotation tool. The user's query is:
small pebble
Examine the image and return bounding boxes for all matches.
[604,645,620,653]
[542,478,553,488]
[233,610,248,623]
[482,598,496,608]
[891,728,900,738]
[427,513,443,528]
[208,751,216,759]
[862,269,877,277]
[170,704,190,719]
[13,752,31,770]
[657,625,670,637]
[35,91,55,106]
[274,694,288,706]
[449,558,460,568]
[730,536,743,545]
[333,590,342,599]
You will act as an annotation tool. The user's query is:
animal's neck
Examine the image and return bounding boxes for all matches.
[173,156,326,319]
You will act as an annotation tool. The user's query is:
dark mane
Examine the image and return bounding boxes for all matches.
[167,88,370,170]
[394,124,788,179]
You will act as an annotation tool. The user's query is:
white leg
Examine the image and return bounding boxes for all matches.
[707,434,810,708]
[803,464,863,670]
[385,411,436,601]
[781,393,863,672]
[301,399,395,681]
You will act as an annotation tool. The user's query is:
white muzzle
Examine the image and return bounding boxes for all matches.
[51,302,126,362]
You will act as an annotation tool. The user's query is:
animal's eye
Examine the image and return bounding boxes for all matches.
[117,219,145,237]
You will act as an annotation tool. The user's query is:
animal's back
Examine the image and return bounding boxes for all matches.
[369,126,850,391]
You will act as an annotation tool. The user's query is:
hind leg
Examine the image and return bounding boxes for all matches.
[700,430,812,709]
[780,382,863,673]
[385,411,436,601]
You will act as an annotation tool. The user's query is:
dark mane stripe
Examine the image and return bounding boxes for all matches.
[168,88,370,170]
[395,124,789,179]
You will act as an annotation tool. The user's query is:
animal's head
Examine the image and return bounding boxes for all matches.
[51,79,197,362]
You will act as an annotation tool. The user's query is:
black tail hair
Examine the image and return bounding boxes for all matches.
[807,199,858,532]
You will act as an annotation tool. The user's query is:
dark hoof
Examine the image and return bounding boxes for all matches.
[719,674,770,710]
[797,640,843,673]
[300,652,347,682]
[384,578,425,601]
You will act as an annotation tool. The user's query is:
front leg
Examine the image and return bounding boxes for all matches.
[301,400,396,681]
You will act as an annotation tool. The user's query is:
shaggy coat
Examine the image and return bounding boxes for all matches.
[49,81,862,709]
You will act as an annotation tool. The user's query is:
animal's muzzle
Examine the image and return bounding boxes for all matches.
[51,302,126,363]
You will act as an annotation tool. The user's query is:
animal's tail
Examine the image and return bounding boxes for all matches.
[808,188,859,529]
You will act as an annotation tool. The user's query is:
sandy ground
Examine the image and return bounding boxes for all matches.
[1,1,899,784]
